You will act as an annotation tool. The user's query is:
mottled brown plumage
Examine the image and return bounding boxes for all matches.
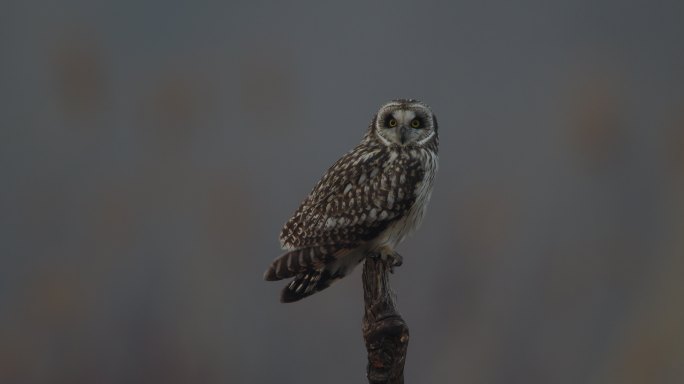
[265,99,439,302]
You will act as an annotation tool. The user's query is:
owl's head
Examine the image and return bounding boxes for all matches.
[372,99,437,147]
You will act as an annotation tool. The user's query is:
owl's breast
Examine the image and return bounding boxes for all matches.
[373,148,438,249]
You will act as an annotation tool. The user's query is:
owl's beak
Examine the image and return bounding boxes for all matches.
[399,126,409,145]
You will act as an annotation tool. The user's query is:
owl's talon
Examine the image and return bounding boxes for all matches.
[373,250,403,273]
[388,252,403,273]
[390,252,403,268]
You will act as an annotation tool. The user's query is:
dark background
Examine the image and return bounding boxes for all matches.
[2,1,684,383]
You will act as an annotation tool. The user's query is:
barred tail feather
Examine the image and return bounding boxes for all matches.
[263,247,329,281]
[280,269,337,303]
[264,246,362,303]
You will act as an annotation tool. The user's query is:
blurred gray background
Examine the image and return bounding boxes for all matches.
[2,1,684,383]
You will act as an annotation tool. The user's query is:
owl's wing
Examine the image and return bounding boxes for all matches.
[279,145,425,250]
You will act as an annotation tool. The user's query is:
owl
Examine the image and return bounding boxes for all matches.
[264,99,439,302]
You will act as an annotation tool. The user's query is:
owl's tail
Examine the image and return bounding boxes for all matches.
[264,246,361,303]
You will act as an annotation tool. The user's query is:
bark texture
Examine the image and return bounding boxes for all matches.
[362,256,409,384]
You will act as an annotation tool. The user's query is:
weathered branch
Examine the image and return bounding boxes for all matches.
[362,256,409,384]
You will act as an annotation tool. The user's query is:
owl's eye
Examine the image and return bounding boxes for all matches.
[387,118,398,128]
[410,119,421,128]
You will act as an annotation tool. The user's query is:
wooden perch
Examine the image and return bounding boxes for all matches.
[362,256,410,384]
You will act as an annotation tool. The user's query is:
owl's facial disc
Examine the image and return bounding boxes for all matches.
[380,109,427,146]
[373,99,436,147]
